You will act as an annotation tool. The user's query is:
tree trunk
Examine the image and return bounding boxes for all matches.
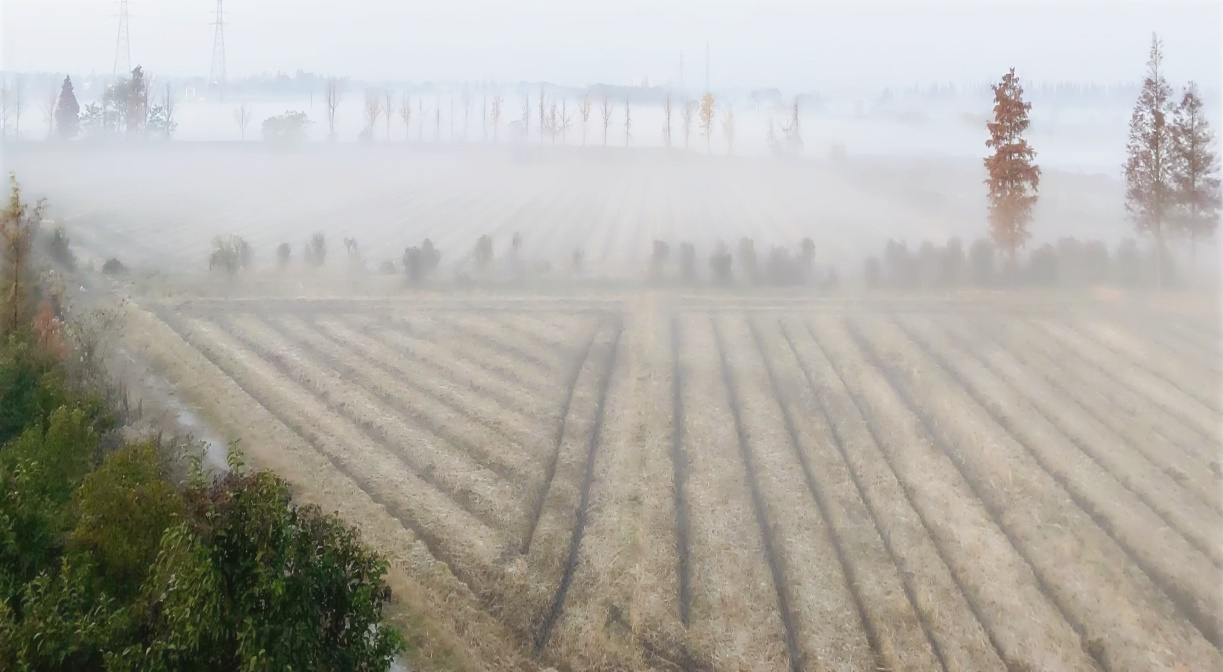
[1154,224,1165,290]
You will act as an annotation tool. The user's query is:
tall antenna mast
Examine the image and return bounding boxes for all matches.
[113,0,131,78]
[209,0,227,101]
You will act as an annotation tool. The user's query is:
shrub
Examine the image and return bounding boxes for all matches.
[710,243,733,284]
[261,111,312,148]
[1116,239,1141,287]
[208,235,253,275]
[940,237,964,286]
[650,240,670,279]
[864,257,882,289]
[101,258,125,276]
[679,242,697,283]
[737,237,758,284]
[421,239,441,276]
[45,228,76,271]
[474,235,493,272]
[800,237,816,279]
[276,242,291,268]
[571,247,585,274]
[764,246,803,286]
[968,238,994,287]
[304,233,327,267]
[1026,244,1059,286]
[402,246,422,283]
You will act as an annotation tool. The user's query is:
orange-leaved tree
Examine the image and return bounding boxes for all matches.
[1123,33,1176,288]
[984,67,1040,274]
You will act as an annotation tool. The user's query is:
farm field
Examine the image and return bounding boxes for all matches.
[129,293,1222,671]
[5,145,1126,279]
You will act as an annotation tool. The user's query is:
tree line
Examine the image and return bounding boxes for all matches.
[0,174,406,669]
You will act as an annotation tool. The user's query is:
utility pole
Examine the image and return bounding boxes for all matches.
[113,0,131,78]
[209,0,227,102]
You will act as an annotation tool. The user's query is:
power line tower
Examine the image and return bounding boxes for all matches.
[209,0,227,101]
[113,0,131,78]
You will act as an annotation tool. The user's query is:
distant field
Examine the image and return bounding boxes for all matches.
[8,145,1126,280]
[135,294,1222,671]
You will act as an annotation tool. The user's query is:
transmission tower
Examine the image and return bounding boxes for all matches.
[209,0,227,100]
[113,0,131,78]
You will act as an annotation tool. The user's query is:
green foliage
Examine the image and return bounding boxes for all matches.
[261,111,312,148]
[208,235,253,275]
[140,470,404,671]
[55,76,81,140]
[0,336,72,445]
[101,258,126,276]
[45,227,77,271]
[71,442,181,600]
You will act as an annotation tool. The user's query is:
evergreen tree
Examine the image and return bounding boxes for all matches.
[1169,82,1221,262]
[1123,34,1176,288]
[53,76,79,140]
[125,66,148,136]
[983,67,1041,272]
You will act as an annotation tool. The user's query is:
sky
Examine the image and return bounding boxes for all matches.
[1,0,1219,90]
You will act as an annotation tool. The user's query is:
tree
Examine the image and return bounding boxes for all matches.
[148,82,177,140]
[398,94,412,142]
[54,77,79,140]
[125,66,148,137]
[983,67,1041,272]
[325,78,342,141]
[600,95,613,146]
[721,104,736,154]
[383,90,393,142]
[663,94,672,148]
[520,93,530,140]
[8,76,26,139]
[579,94,592,145]
[305,232,327,267]
[261,111,312,147]
[1124,33,1177,288]
[38,86,56,140]
[1,173,48,333]
[364,89,383,141]
[681,100,696,149]
[208,235,253,275]
[559,98,573,144]
[782,97,803,155]
[1169,82,1221,262]
[624,97,632,146]
[234,102,253,141]
[491,94,503,142]
[482,92,488,141]
[418,98,424,142]
[699,92,716,152]
[474,235,493,272]
[538,86,548,145]
[461,84,473,141]
[435,94,442,141]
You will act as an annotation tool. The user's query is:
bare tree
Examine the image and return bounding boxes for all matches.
[699,92,716,153]
[520,92,530,140]
[234,102,253,141]
[624,97,632,146]
[10,76,26,138]
[600,95,613,146]
[398,94,412,142]
[721,104,735,154]
[418,98,424,143]
[1124,33,1176,288]
[39,86,57,139]
[384,89,393,142]
[681,100,697,149]
[782,97,803,154]
[491,94,503,142]
[548,101,558,143]
[462,84,473,141]
[435,94,442,141]
[482,92,488,141]
[579,94,592,145]
[325,78,342,141]
[364,89,383,140]
[160,82,176,140]
[538,86,547,144]
[662,93,672,148]
[559,98,573,144]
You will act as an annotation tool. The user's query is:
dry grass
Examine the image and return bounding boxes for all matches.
[127,294,1222,671]
[855,314,1221,671]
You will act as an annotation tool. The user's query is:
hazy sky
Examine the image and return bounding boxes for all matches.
[2,0,1219,90]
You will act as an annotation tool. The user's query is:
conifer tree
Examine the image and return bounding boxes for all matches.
[983,67,1041,272]
[54,76,79,140]
[1123,34,1176,288]
[1169,82,1221,262]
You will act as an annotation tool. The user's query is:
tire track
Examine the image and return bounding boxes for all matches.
[710,316,803,672]
[533,319,623,654]
[669,314,692,627]
[522,323,602,553]
[747,316,885,672]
